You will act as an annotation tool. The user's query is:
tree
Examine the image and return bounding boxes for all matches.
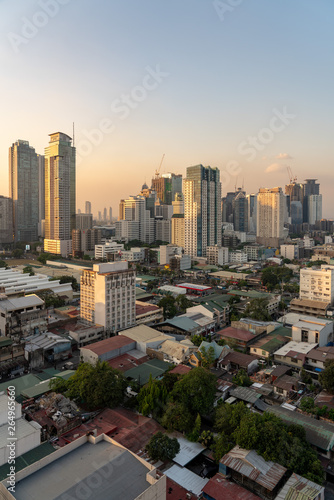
[300,397,316,413]
[36,290,65,308]
[244,298,271,321]
[0,260,7,269]
[146,432,180,461]
[12,248,23,258]
[232,369,252,387]
[49,360,127,409]
[161,401,193,433]
[191,334,203,347]
[319,359,334,393]
[137,375,167,417]
[215,402,249,435]
[200,345,216,368]
[212,432,232,462]
[38,253,50,265]
[171,367,217,416]
[188,413,201,442]
[158,294,177,319]
[23,265,35,276]
[199,430,214,448]
[175,294,193,313]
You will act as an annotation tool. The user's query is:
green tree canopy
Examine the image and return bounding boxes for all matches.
[171,367,217,416]
[49,360,127,410]
[158,294,177,319]
[319,359,334,393]
[200,346,216,368]
[244,297,271,321]
[146,432,180,461]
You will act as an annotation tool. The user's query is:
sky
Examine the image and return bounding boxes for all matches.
[1,0,334,217]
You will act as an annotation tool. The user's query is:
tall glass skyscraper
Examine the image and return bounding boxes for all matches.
[44,132,76,256]
[184,164,222,257]
[9,140,39,242]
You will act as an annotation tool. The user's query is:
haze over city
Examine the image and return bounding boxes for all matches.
[1,0,334,216]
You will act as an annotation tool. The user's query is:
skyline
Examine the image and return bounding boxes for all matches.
[2,0,334,216]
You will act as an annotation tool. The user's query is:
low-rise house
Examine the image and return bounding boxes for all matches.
[149,339,197,365]
[229,386,262,405]
[275,472,324,500]
[305,346,334,378]
[156,311,215,338]
[219,446,287,500]
[216,326,264,349]
[219,351,259,375]
[267,406,334,459]
[250,336,289,359]
[118,324,174,352]
[272,375,299,398]
[273,341,317,369]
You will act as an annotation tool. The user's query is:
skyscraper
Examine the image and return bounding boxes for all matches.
[0,196,13,245]
[109,207,112,221]
[38,154,45,237]
[303,179,320,223]
[116,196,154,243]
[246,193,257,233]
[184,164,222,257]
[85,201,91,214]
[9,140,39,242]
[44,132,76,257]
[151,173,182,205]
[232,189,248,232]
[256,187,285,247]
[308,195,322,225]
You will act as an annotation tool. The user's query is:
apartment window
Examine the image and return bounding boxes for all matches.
[315,332,319,343]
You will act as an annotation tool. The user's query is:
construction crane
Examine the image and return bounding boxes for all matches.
[154,154,165,178]
[286,166,297,184]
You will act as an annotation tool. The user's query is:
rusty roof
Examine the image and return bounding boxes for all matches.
[221,351,258,368]
[217,327,257,342]
[80,335,134,355]
[272,375,299,391]
[220,446,287,491]
[202,474,261,499]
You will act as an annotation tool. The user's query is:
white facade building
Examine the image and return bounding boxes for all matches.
[95,241,124,260]
[299,265,334,305]
[229,250,248,263]
[280,244,298,261]
[292,318,333,347]
[308,194,322,225]
[160,244,182,265]
[80,262,136,334]
[207,246,229,266]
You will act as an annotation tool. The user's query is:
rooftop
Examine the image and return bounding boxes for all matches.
[220,445,287,491]
[202,474,261,500]
[119,324,172,343]
[80,335,134,355]
[164,464,209,496]
[274,341,318,358]
[217,326,258,343]
[275,472,324,500]
[221,351,258,368]
[12,439,155,500]
[306,345,334,362]
[267,406,334,451]
[124,358,170,385]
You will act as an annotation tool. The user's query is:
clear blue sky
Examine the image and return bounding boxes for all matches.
[1,0,334,216]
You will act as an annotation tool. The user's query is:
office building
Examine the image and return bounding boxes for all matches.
[72,228,101,258]
[80,262,136,334]
[44,132,75,257]
[85,201,91,214]
[38,154,45,236]
[109,206,112,221]
[256,187,285,247]
[116,196,154,244]
[232,189,248,232]
[222,192,234,223]
[0,196,13,245]
[303,179,320,223]
[76,213,93,230]
[9,140,39,241]
[184,164,222,258]
[246,193,257,233]
[151,172,182,205]
[308,194,322,225]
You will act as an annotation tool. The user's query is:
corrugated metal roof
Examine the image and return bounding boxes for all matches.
[230,386,262,404]
[164,464,209,496]
[221,446,287,491]
[275,472,324,500]
[267,406,334,451]
[171,434,205,467]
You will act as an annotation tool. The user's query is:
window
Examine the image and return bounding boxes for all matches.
[301,329,309,342]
